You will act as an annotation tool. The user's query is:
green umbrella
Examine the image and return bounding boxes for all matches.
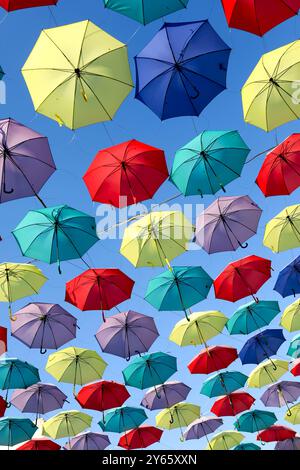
[234,443,261,451]
[0,358,40,404]
[0,418,37,449]
[200,371,248,398]
[287,334,300,358]
[234,410,277,433]
[226,301,280,335]
[98,406,147,433]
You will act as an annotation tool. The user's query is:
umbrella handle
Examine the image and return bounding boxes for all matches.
[238,242,248,249]
[40,348,47,355]
[184,310,191,322]
[125,355,131,362]
[252,295,259,304]
[135,351,142,357]
[179,435,185,442]
[3,186,13,194]
[9,306,17,322]
[102,311,106,323]
[5,402,11,409]
[169,414,174,425]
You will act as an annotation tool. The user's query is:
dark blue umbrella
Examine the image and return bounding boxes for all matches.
[274,255,300,298]
[135,20,231,120]
[239,329,286,366]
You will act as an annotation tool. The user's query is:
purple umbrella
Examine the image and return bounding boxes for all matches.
[275,437,300,450]
[183,416,223,446]
[0,118,55,206]
[95,311,159,360]
[64,432,110,450]
[260,381,300,416]
[11,303,77,354]
[195,196,262,254]
[141,381,191,411]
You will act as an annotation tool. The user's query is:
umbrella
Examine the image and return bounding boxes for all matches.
[13,205,99,274]
[11,302,77,354]
[183,416,223,442]
[200,371,248,397]
[65,268,134,321]
[287,334,300,358]
[98,406,147,433]
[0,66,3,80]
[0,118,55,205]
[120,211,194,268]
[226,300,280,335]
[76,381,130,414]
[214,255,272,303]
[234,410,277,433]
[0,358,40,403]
[274,255,300,297]
[45,347,107,394]
[0,327,7,356]
[285,403,300,424]
[0,1,58,10]
[95,311,159,360]
[242,40,300,131]
[257,425,296,442]
[221,0,300,36]
[169,311,228,347]
[291,358,300,376]
[170,132,249,197]
[247,360,289,388]
[195,195,261,253]
[281,299,300,331]
[22,20,133,130]
[0,263,47,319]
[64,432,110,451]
[141,382,191,410]
[239,329,286,365]
[188,346,238,375]
[261,381,300,416]
[0,397,6,418]
[211,392,255,417]
[256,134,300,197]
[264,205,300,253]
[207,431,244,451]
[145,266,213,321]
[16,438,61,451]
[103,0,189,24]
[234,443,261,451]
[156,403,200,440]
[83,140,169,208]
[118,426,163,450]
[0,417,37,449]
[43,411,92,443]
[275,437,300,450]
[135,20,231,120]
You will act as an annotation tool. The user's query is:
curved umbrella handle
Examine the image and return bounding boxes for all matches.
[3,185,13,194]
[40,348,47,355]
[125,355,131,362]
[169,413,174,425]
[179,435,185,442]
[239,241,248,249]
[135,351,142,358]
[5,402,11,409]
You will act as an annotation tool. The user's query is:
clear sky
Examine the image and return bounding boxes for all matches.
[0,0,300,451]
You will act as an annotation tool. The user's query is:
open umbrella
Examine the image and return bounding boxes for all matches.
[275,437,300,450]
[200,371,248,397]
[0,327,7,356]
[211,392,255,417]
[234,443,261,451]
[291,358,300,376]
[22,20,133,130]
[274,255,300,297]
[0,1,58,10]
[0,358,40,404]
[170,132,249,197]
[98,406,147,433]
[281,299,300,331]
[0,417,37,449]
[226,300,280,335]
[118,426,163,450]
[64,432,110,451]
[188,346,238,375]
[16,438,61,451]
[234,410,277,433]
[156,403,200,440]
[264,205,300,253]
[261,381,300,416]
[43,411,92,444]
[183,416,223,443]
[207,431,244,451]
[287,334,300,358]
[239,329,286,366]
[247,360,289,388]
[285,403,300,424]
[0,397,6,418]
[76,381,130,414]
[141,382,191,410]
[257,425,296,442]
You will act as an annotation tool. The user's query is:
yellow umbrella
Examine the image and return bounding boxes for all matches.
[247,360,289,388]
[207,431,244,451]
[281,299,300,332]
[156,403,200,440]
[120,211,194,267]
[242,40,300,132]
[263,205,300,253]
[285,403,300,425]
[22,20,133,130]
[42,411,92,442]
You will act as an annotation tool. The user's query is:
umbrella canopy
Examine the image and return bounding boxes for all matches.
[291,358,300,376]
[98,406,147,433]
[0,1,58,10]
[275,437,300,450]
[120,211,194,267]
[0,118,55,205]
[195,195,261,253]
[183,416,223,441]
[211,392,255,417]
[11,383,67,419]
[242,40,300,131]
[22,20,133,130]
[0,417,37,448]
[261,381,300,412]
[95,311,159,360]
[11,302,77,354]
[226,300,280,335]
[103,0,189,24]
[207,431,244,450]
[43,411,92,439]
[0,358,40,396]
[234,410,277,433]
[76,381,130,412]
[0,66,4,80]
[64,432,110,451]
[287,334,300,358]
[247,360,289,388]
[135,21,231,120]
[285,403,300,424]
[264,205,300,253]
[239,329,286,365]
[170,132,249,197]
[200,371,248,397]
[274,255,300,298]
[257,425,296,442]
[83,140,168,208]
[0,397,6,418]
[118,426,163,450]
[141,382,191,410]
[234,443,261,450]
[16,438,61,451]
[214,255,272,303]
[188,345,238,375]
[0,327,7,356]
[281,299,300,331]
[156,403,200,432]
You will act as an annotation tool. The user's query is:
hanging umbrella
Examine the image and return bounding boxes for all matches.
[0,358,40,404]
[103,0,189,24]
[64,432,110,451]
[234,443,261,451]
[98,406,147,433]
[291,358,300,376]
[76,381,130,412]
[11,302,77,354]
[234,410,277,433]
[141,382,191,410]
[275,437,300,450]
[13,205,99,274]
[188,346,238,375]
[169,311,228,347]
[118,426,163,450]
[264,205,300,253]
[211,392,255,417]
[0,326,7,356]
[170,132,249,197]
[0,67,4,80]
[145,266,213,320]
[0,1,58,10]
[200,371,248,398]
[247,360,289,388]
[0,417,37,448]
[207,431,244,451]
[261,381,300,416]
[274,255,300,297]
[287,334,300,358]
[42,411,92,441]
[285,403,300,424]
[95,311,159,360]
[242,40,300,131]
[226,300,280,335]
[239,329,286,365]
[256,134,300,197]
[16,438,61,451]
[22,20,133,130]
[257,425,296,442]
[0,397,6,418]
[214,255,272,303]
[195,196,261,253]
[281,299,300,331]
[120,211,194,268]
[83,140,169,208]
[156,403,200,440]
[183,416,223,441]
[0,118,55,205]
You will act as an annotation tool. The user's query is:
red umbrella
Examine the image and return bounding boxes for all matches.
[0,396,6,417]
[291,358,300,376]
[257,425,296,442]
[211,392,255,417]
[16,438,61,451]
[221,0,300,36]
[118,426,163,450]
[65,269,134,321]
[214,255,272,303]
[0,326,7,356]
[76,381,130,412]
[188,346,238,375]
[0,0,58,10]
[256,134,300,197]
[83,140,169,208]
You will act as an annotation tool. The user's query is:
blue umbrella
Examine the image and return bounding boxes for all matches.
[226,300,280,335]
[200,371,248,397]
[239,329,286,366]
[0,358,40,404]
[274,255,300,298]
[0,417,37,449]
[135,20,231,120]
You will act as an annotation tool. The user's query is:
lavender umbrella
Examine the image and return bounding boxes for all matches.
[195,196,262,254]
[0,118,55,206]
[260,381,300,416]
[64,432,110,450]
[183,416,223,448]
[275,437,300,450]
[95,311,159,360]
[141,381,191,410]
[11,303,77,354]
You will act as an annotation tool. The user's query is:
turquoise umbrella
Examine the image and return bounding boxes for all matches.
[200,371,248,398]
[145,266,213,320]
[170,131,250,197]
[234,443,261,451]
[0,358,40,403]
[226,301,280,335]
[0,67,4,81]
[0,418,37,449]
[12,205,99,273]
[234,410,277,433]
[287,334,300,358]
[98,406,147,433]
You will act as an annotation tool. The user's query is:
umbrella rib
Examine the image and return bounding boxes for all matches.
[42,30,76,69]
